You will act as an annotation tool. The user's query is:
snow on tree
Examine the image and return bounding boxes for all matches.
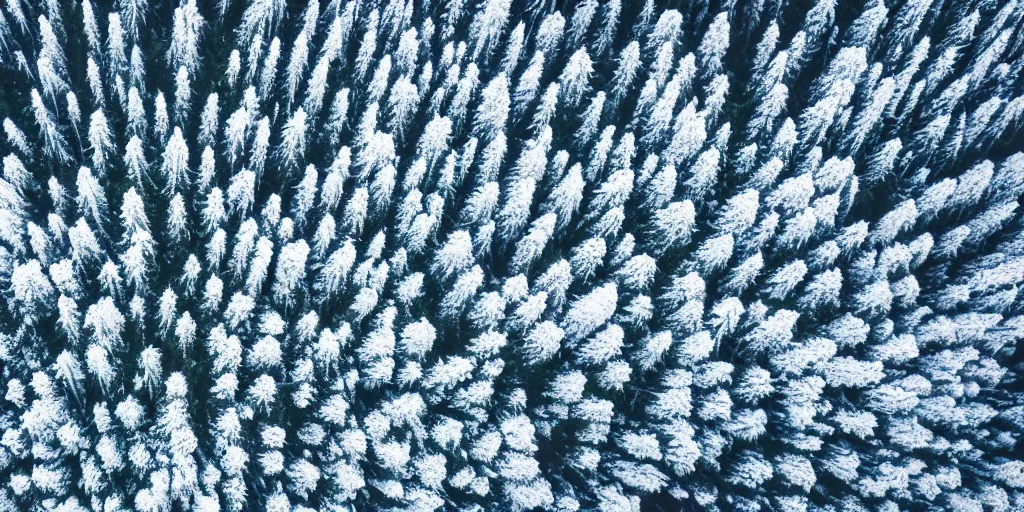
[563,282,618,342]
[165,2,204,89]
[559,48,593,109]
[271,240,309,307]
[474,73,510,140]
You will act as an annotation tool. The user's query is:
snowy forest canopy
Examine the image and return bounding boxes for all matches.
[0,0,1023,510]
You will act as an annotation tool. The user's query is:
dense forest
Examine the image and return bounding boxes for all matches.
[0,0,1023,510]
